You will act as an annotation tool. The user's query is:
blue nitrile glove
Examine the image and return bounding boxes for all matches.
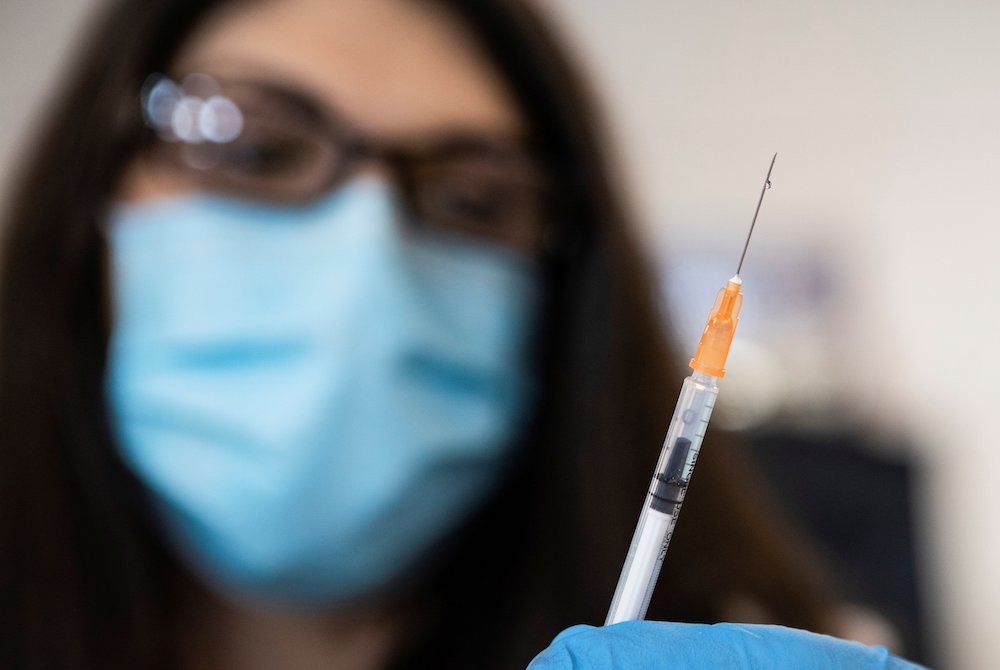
[527,622,928,669]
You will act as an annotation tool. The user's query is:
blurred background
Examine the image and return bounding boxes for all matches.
[3,0,998,667]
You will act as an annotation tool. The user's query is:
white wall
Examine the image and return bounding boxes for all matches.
[0,0,101,201]
[3,0,999,666]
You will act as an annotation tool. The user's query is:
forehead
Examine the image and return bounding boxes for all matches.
[172,0,525,139]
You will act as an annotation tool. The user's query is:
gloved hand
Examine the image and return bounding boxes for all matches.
[527,621,928,669]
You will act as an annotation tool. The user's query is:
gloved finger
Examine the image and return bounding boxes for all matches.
[526,621,929,670]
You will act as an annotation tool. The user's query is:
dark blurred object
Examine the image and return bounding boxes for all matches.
[747,426,932,666]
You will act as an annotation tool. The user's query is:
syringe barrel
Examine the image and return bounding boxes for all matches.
[605,371,719,625]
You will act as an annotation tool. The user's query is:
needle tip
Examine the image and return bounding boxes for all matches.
[734,154,777,276]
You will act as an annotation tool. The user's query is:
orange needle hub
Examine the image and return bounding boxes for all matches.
[689,276,744,378]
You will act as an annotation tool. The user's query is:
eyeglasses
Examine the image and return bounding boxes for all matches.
[139,73,553,254]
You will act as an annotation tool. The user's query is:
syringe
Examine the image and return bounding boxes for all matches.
[605,154,777,626]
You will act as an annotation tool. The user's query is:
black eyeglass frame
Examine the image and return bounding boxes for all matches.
[138,72,563,256]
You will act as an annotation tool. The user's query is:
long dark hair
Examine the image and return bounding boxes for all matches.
[0,1,839,668]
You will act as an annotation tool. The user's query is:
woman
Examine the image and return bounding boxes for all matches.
[0,0,920,668]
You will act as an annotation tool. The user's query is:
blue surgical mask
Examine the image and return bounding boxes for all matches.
[105,179,539,605]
